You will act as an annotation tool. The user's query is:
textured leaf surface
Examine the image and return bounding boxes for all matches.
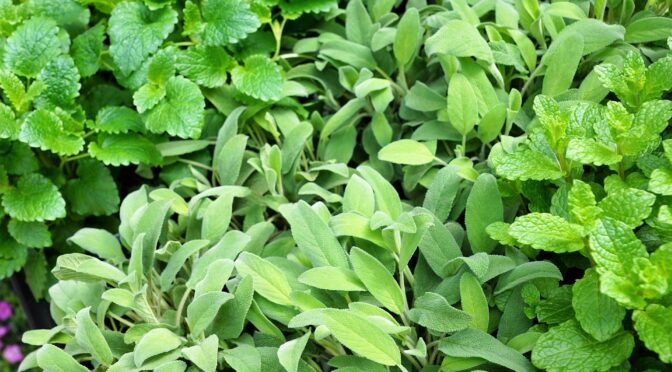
[2,173,66,222]
[200,0,260,46]
[63,160,120,216]
[633,305,672,363]
[144,76,205,139]
[88,133,163,166]
[509,213,585,252]
[232,55,283,102]
[532,320,634,372]
[176,46,234,88]
[3,17,61,77]
[108,2,177,74]
[19,109,84,156]
[572,269,625,341]
[34,55,81,109]
[8,220,52,248]
[92,106,145,134]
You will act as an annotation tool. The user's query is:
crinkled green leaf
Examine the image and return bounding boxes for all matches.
[63,159,120,216]
[509,213,585,252]
[29,0,90,33]
[598,188,655,228]
[3,17,62,77]
[0,103,19,140]
[572,269,625,341]
[34,55,81,109]
[532,320,633,372]
[88,133,163,166]
[8,219,52,248]
[176,45,234,88]
[144,76,205,139]
[633,304,672,363]
[494,146,564,181]
[566,138,620,166]
[72,21,106,77]
[91,106,145,134]
[649,168,672,195]
[279,0,337,16]
[232,55,283,102]
[2,173,66,222]
[19,109,84,156]
[108,2,178,74]
[198,0,261,46]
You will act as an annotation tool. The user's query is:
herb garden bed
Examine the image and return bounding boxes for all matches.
[1,0,672,371]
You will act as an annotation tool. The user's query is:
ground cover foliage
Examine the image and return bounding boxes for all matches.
[1,0,672,370]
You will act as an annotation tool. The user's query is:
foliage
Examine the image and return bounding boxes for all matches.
[2,0,672,370]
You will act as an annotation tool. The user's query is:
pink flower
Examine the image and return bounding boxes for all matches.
[0,302,12,321]
[0,326,8,338]
[2,344,23,364]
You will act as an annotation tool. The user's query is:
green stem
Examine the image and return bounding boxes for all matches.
[61,153,90,166]
[272,18,287,60]
[520,62,544,98]
[175,288,192,328]
[177,158,214,172]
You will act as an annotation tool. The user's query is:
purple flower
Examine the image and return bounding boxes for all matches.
[0,302,12,321]
[2,344,23,364]
[0,326,8,338]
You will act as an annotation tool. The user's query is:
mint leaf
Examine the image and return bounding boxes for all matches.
[494,145,564,181]
[133,83,165,113]
[3,17,61,77]
[144,76,205,138]
[278,0,338,16]
[88,133,163,166]
[176,46,235,88]
[566,138,621,166]
[589,218,648,277]
[649,168,672,195]
[72,21,106,78]
[509,213,585,253]
[1,143,39,175]
[567,180,601,227]
[598,188,655,228]
[8,220,52,248]
[34,55,81,109]
[63,160,120,216]
[29,0,90,33]
[24,250,48,299]
[199,0,261,46]
[91,106,145,134]
[2,173,66,222]
[633,304,672,363]
[572,269,625,341]
[532,320,634,372]
[232,55,283,102]
[108,2,177,74]
[19,109,85,156]
[0,103,19,140]
[0,227,28,279]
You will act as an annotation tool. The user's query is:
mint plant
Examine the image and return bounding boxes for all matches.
[489,50,672,369]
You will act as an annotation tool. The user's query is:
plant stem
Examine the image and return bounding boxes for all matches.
[175,288,192,328]
[177,158,214,172]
